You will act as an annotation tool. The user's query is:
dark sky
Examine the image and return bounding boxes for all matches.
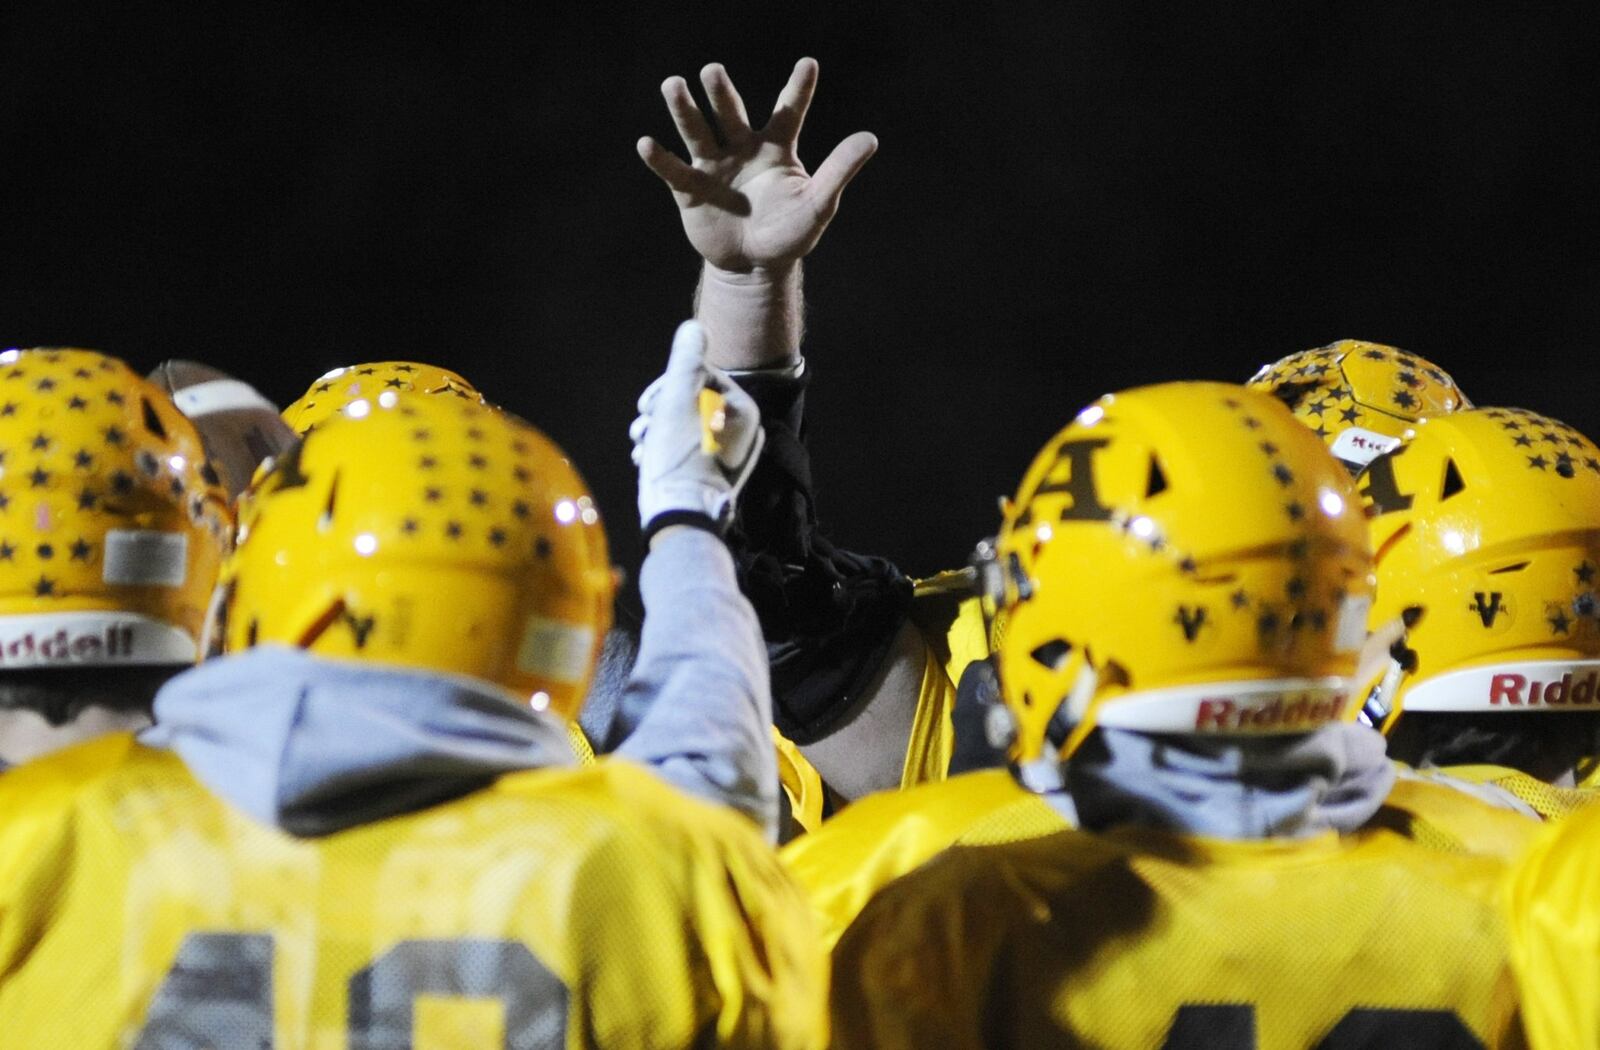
[4,2,1597,579]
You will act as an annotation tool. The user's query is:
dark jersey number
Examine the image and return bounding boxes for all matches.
[1160,1003,1485,1049]
[134,932,568,1049]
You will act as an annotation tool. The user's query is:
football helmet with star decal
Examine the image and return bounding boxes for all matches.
[1360,407,1600,734]
[281,362,484,436]
[1248,340,1471,473]
[221,393,613,719]
[980,382,1373,764]
[0,348,230,667]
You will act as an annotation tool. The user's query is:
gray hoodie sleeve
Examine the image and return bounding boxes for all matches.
[614,527,778,839]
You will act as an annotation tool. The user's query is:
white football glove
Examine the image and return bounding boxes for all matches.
[632,321,764,535]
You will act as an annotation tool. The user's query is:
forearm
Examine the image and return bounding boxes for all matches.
[614,527,779,838]
[695,262,804,371]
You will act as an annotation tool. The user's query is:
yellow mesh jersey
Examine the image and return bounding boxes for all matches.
[1505,798,1600,1050]
[1369,776,1541,860]
[780,770,1047,947]
[566,721,596,764]
[0,735,825,1049]
[1444,764,1598,821]
[832,826,1522,1050]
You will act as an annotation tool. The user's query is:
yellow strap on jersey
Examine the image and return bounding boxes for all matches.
[566,721,596,765]
[780,770,1033,948]
[1505,798,1600,1050]
[1443,763,1597,821]
[774,728,826,836]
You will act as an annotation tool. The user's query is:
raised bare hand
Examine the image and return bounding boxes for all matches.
[637,58,878,273]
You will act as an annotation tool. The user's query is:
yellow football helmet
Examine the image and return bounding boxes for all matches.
[223,393,613,719]
[281,362,483,435]
[1248,340,1471,472]
[985,383,1374,763]
[1361,407,1600,730]
[0,348,229,667]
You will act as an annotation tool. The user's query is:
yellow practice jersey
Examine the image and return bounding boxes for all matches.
[0,734,826,1049]
[833,826,1522,1049]
[1370,774,1541,861]
[1443,763,1598,821]
[1505,797,1600,1050]
[780,770,1054,947]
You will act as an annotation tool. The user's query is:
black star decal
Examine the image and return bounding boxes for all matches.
[356,367,376,376]
[110,471,134,495]
[1392,390,1416,410]
[72,367,92,379]
[424,487,442,502]
[28,467,49,488]
[1363,350,1387,360]
[400,518,420,535]
[313,381,334,394]
[394,364,415,373]
[1501,420,1522,431]
[1230,590,1250,609]
[466,428,485,441]
[1576,594,1598,619]
[1397,371,1421,388]
[33,576,54,597]
[418,456,437,469]
[534,537,552,559]
[69,539,91,561]
[1339,406,1361,423]
[468,454,487,469]
[488,527,507,547]
[0,493,8,511]
[511,500,530,519]
[2,369,23,381]
[29,433,49,451]
[1578,562,1597,585]
[1286,577,1307,600]
[76,489,97,510]
[469,489,488,506]
[103,425,126,446]
[512,466,531,483]
[0,402,15,416]
[73,449,93,469]
[1587,458,1600,474]
[1549,610,1573,634]
[169,477,184,498]
[411,429,431,442]
[1257,609,1281,634]
[106,391,124,405]
[1272,463,1294,487]
[1312,424,1331,439]
[1241,416,1262,430]
[511,440,528,454]
[1259,441,1279,456]
[0,541,13,560]
[137,451,159,476]
[1309,609,1328,632]
[34,378,55,392]
[1285,501,1305,521]
[1513,434,1533,447]
[1177,556,1197,574]
[1528,455,1548,470]
[445,521,464,539]
[384,378,405,388]
[66,396,87,411]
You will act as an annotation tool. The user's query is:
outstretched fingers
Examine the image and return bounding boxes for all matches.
[765,57,819,144]
[809,131,879,216]
[661,75,719,160]
[634,137,753,217]
[700,63,753,143]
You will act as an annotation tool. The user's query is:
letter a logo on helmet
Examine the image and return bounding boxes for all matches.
[990,383,1373,763]
[1247,340,1470,473]
[0,348,231,668]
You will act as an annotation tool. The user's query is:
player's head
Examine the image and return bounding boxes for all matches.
[220,392,613,719]
[1360,408,1600,780]
[982,383,1373,765]
[281,362,483,436]
[0,348,230,725]
[1248,340,1470,473]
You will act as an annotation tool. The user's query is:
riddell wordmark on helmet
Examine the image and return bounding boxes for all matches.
[1194,691,1349,731]
[0,624,138,664]
[1489,671,1600,706]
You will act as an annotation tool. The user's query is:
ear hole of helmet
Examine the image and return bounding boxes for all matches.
[1440,458,1465,500]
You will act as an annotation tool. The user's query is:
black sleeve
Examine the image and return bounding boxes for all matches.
[728,366,914,745]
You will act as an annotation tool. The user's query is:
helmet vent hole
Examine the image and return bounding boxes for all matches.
[1490,561,1531,575]
[1145,456,1169,498]
[319,469,341,531]
[246,619,259,647]
[141,398,168,439]
[1029,639,1073,671]
[1440,459,1465,500]
[1101,660,1132,689]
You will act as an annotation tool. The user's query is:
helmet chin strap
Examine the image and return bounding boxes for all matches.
[1360,658,1407,732]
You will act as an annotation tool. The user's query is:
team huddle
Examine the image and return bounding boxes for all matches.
[1,56,1598,1049]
